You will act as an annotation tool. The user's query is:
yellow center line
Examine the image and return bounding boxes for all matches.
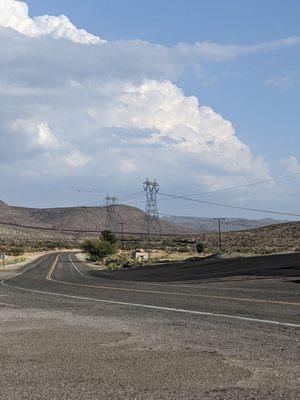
[46,254,300,307]
[46,253,61,280]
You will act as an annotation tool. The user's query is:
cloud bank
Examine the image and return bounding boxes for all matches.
[1,0,298,205]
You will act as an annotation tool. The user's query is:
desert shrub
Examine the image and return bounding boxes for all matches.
[177,244,190,253]
[82,239,117,261]
[105,254,134,267]
[106,262,120,270]
[196,242,205,254]
[101,230,117,245]
[6,247,24,256]
[5,256,26,265]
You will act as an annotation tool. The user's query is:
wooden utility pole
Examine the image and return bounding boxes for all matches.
[214,218,225,252]
[119,222,125,253]
[218,219,222,252]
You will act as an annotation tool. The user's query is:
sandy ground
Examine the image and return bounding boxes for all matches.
[0,252,48,271]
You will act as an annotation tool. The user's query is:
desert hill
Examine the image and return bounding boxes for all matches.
[1,200,300,255]
[205,220,300,255]
[0,200,44,227]
[162,215,288,232]
[0,201,186,234]
[0,200,294,235]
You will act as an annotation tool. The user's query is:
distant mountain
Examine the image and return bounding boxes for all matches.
[0,201,187,234]
[161,215,288,232]
[0,200,291,237]
[2,200,300,255]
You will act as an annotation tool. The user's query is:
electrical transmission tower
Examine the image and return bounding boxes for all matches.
[142,179,162,240]
[105,195,119,232]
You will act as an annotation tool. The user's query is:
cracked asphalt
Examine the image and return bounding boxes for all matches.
[0,252,299,399]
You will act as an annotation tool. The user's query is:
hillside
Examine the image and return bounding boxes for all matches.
[0,201,186,234]
[2,200,300,256]
[162,215,287,232]
[205,220,300,254]
[0,200,44,227]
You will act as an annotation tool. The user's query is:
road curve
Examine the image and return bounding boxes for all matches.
[0,252,299,399]
[2,252,300,327]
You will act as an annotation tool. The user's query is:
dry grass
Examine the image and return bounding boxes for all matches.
[3,255,27,266]
[146,249,201,262]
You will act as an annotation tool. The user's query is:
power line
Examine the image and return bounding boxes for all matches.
[0,221,195,237]
[160,192,300,218]
[47,191,145,209]
[117,191,144,199]
[168,172,300,199]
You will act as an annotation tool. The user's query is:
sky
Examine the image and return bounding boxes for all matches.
[1,0,300,219]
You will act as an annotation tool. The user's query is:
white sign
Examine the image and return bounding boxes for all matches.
[135,252,149,263]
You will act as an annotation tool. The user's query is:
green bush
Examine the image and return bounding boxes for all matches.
[105,254,134,267]
[82,239,117,261]
[106,262,120,270]
[196,242,205,254]
[101,230,116,244]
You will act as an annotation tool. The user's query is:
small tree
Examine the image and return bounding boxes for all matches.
[82,239,116,261]
[196,242,205,254]
[101,230,117,245]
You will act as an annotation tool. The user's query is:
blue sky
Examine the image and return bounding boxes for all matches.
[26,0,300,44]
[25,0,300,164]
[1,0,300,219]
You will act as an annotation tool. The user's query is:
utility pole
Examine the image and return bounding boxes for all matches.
[105,195,118,232]
[218,219,222,252]
[142,178,162,248]
[119,221,125,253]
[214,218,225,252]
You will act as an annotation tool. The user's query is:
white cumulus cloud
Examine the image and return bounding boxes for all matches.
[90,80,269,178]
[0,0,103,44]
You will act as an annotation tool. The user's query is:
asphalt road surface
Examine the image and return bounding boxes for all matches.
[0,252,299,399]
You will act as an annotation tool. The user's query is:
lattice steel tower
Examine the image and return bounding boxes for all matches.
[143,179,162,238]
[105,195,118,232]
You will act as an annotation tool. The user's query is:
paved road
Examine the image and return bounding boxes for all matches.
[0,252,299,399]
